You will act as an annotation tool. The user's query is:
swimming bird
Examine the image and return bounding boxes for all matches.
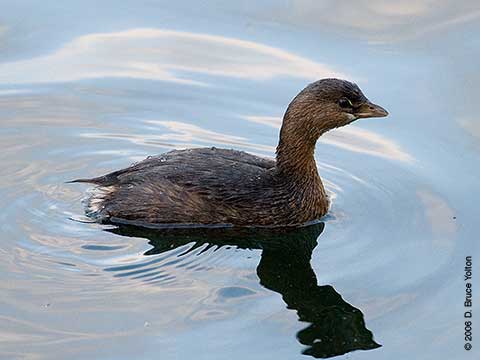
[70,78,388,227]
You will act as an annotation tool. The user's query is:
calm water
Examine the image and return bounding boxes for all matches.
[1,1,479,359]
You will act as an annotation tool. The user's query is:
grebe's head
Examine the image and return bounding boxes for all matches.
[277,78,389,171]
[282,78,388,135]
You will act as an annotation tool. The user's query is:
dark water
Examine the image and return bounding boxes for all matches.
[1,1,479,359]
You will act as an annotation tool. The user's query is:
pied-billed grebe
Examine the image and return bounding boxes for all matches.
[71,78,388,227]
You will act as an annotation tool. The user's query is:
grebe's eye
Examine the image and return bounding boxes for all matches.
[338,98,353,108]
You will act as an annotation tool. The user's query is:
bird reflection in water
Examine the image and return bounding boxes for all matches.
[108,223,380,358]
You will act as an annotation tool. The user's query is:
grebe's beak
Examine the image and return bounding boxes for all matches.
[355,101,389,118]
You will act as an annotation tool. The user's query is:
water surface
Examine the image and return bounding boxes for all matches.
[1,1,479,359]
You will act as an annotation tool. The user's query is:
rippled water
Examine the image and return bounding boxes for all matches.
[1,1,479,359]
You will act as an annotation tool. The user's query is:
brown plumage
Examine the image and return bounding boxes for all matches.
[70,78,388,227]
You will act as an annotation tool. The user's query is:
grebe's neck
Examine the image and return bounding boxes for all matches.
[275,127,319,178]
[275,104,327,179]
[274,102,331,219]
